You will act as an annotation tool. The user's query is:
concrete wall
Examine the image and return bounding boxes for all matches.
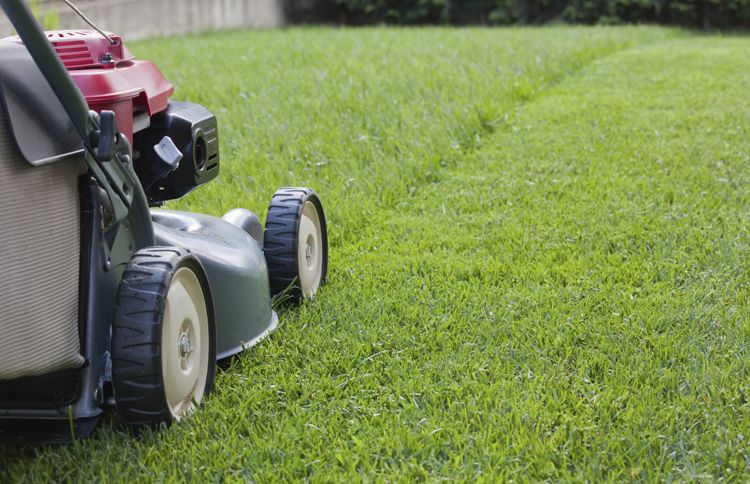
[1,0,285,40]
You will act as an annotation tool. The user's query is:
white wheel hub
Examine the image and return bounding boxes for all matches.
[297,200,323,297]
[161,267,210,419]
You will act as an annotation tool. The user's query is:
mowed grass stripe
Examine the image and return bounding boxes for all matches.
[363,37,750,479]
[141,28,678,225]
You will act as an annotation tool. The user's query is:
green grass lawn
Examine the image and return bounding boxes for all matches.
[3,26,750,481]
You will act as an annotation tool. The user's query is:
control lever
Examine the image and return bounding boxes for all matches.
[143,136,183,191]
[92,110,116,161]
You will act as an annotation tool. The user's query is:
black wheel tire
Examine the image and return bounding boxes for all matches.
[264,187,328,303]
[111,247,216,429]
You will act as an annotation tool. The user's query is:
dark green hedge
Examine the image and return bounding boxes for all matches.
[286,0,750,28]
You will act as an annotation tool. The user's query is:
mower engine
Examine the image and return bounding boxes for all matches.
[4,30,219,204]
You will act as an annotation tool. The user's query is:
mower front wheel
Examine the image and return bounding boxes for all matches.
[111,247,216,429]
[264,187,328,302]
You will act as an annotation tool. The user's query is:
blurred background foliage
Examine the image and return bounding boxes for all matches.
[285,0,750,28]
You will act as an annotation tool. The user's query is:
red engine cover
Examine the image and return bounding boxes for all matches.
[4,30,174,143]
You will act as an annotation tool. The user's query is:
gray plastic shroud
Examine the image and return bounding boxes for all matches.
[0,41,84,166]
[152,209,278,359]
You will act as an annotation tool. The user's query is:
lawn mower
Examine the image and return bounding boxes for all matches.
[0,0,328,442]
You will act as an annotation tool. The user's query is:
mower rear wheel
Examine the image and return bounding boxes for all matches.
[264,188,328,302]
[111,247,216,429]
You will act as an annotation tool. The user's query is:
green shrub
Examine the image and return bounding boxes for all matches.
[285,0,750,28]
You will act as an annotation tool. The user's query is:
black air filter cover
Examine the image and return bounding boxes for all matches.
[134,101,219,204]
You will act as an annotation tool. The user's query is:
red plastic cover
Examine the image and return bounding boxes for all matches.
[2,30,173,116]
